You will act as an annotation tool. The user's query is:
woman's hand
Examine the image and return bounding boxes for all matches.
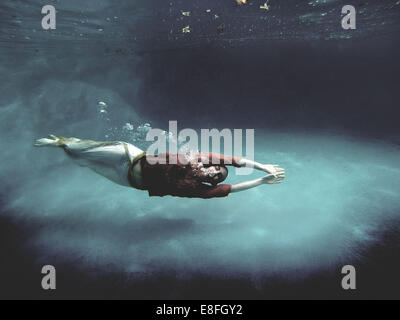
[230,169,286,193]
[260,164,285,175]
[261,172,285,184]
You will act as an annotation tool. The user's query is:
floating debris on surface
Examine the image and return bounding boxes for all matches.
[260,1,270,11]
[182,26,191,33]
[1,0,398,51]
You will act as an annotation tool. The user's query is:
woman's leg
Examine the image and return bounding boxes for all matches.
[34,135,139,186]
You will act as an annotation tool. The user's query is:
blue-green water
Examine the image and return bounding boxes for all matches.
[2,99,400,277]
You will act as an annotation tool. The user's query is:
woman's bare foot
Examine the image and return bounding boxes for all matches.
[34,135,80,147]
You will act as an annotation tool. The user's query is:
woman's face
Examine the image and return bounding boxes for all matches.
[201,165,228,186]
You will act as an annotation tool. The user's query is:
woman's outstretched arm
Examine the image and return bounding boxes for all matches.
[197,152,284,175]
[230,172,285,193]
[236,159,284,175]
[197,152,242,167]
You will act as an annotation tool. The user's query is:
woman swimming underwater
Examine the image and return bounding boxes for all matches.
[34,135,285,199]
